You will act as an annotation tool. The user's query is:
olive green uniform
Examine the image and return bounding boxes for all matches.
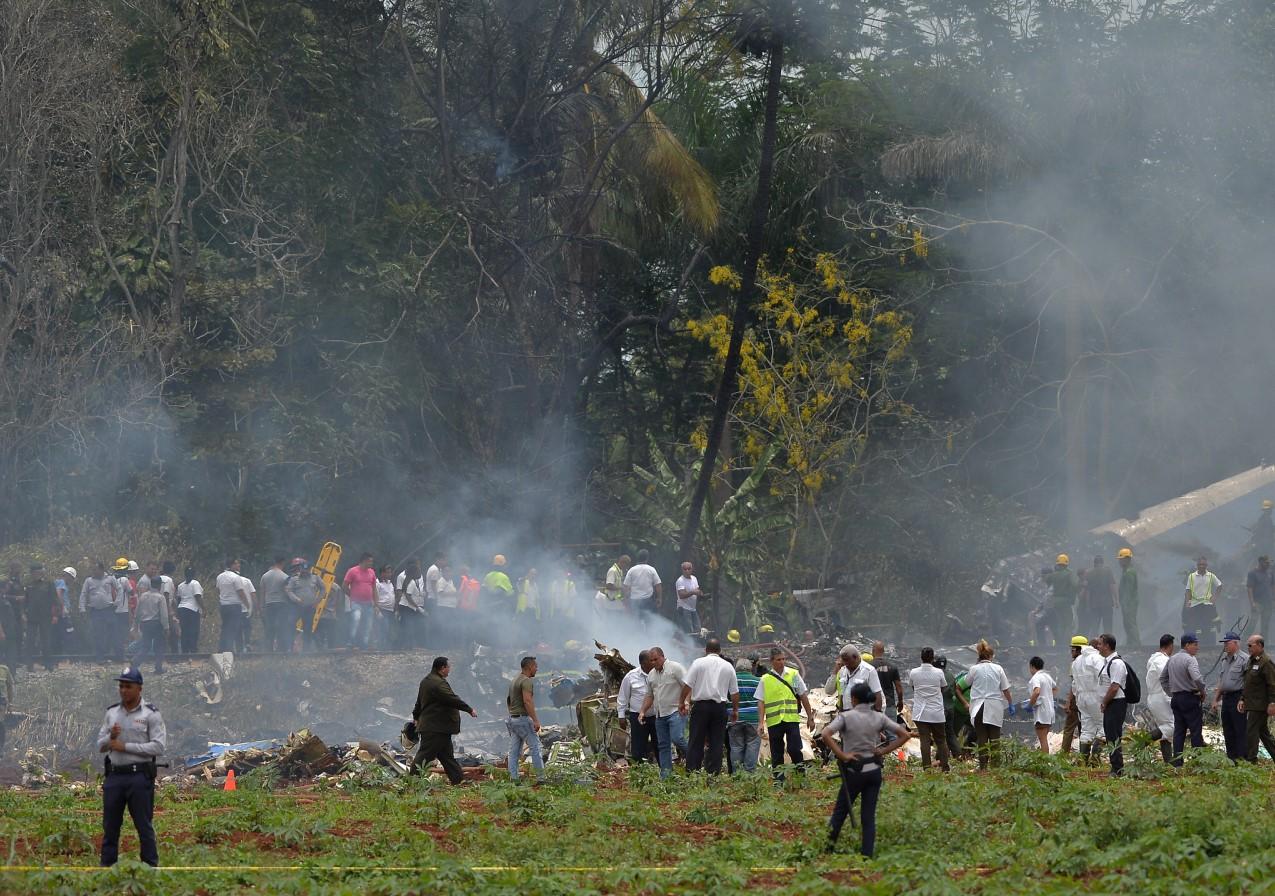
[1119,565,1140,647]
[1042,568,1080,646]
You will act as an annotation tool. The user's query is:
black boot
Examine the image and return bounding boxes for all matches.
[1160,740,1172,764]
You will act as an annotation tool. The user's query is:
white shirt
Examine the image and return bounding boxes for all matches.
[425,564,442,603]
[839,662,884,706]
[238,575,256,615]
[623,563,661,601]
[176,580,203,613]
[967,661,1011,727]
[436,577,458,608]
[675,575,700,611]
[684,654,739,703]
[908,663,946,723]
[645,661,688,717]
[617,668,650,715]
[1029,670,1057,725]
[216,570,246,607]
[375,580,396,611]
[398,573,425,611]
[1097,654,1128,695]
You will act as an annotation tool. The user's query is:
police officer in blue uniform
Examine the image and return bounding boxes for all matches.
[97,667,166,866]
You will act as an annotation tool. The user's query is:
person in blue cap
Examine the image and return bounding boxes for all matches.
[1212,631,1248,762]
[96,667,166,866]
[1159,633,1206,766]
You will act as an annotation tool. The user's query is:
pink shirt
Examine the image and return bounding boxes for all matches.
[343,565,377,604]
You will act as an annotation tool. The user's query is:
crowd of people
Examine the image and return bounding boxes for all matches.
[0,549,718,679]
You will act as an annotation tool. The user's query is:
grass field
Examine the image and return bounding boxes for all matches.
[0,739,1268,895]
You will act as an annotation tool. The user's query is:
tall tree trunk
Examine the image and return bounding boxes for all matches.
[679,38,784,560]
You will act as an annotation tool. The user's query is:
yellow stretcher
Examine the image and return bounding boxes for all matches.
[294,541,342,633]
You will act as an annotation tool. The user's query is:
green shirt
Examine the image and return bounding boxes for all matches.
[1044,568,1080,609]
[1119,566,1138,605]
[507,673,533,716]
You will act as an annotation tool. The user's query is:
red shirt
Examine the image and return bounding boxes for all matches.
[343,565,377,604]
[458,576,480,611]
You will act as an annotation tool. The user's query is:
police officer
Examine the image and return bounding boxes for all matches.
[97,668,166,866]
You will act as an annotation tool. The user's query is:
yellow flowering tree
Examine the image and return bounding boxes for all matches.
[687,251,916,521]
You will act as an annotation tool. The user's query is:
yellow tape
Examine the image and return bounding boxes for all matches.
[0,865,801,873]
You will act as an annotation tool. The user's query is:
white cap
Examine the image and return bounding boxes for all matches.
[127,560,140,571]
[62,566,77,579]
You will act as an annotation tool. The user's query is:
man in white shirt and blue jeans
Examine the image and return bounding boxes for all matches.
[674,562,703,634]
[638,647,688,779]
[1095,632,1129,777]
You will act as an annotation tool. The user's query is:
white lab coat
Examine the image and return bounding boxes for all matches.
[968,661,1011,728]
[1071,646,1105,745]
[1145,651,1175,743]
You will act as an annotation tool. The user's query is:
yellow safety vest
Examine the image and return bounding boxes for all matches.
[762,667,801,727]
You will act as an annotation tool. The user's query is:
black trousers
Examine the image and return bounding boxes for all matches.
[412,731,464,784]
[135,620,166,673]
[1220,691,1246,761]
[217,604,240,652]
[686,700,728,774]
[627,711,658,762]
[1170,692,1205,766]
[177,608,200,653]
[768,720,805,780]
[101,770,158,866]
[1245,710,1275,762]
[1102,698,1127,774]
[829,763,882,857]
[0,603,21,670]
[25,616,52,670]
[87,607,114,660]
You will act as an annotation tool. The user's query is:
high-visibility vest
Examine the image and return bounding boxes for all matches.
[1186,572,1217,607]
[762,667,801,727]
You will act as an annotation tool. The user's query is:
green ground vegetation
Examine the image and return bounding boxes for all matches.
[0,742,1269,895]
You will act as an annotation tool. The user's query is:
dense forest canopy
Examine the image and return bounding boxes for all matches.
[3,0,1274,629]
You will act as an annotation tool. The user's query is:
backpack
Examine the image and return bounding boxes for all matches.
[1105,655,1141,704]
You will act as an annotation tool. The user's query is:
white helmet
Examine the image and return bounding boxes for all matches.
[127,560,140,571]
[62,567,77,579]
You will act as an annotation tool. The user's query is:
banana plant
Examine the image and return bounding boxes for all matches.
[620,437,791,632]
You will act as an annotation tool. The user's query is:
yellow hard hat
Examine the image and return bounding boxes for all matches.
[112,557,129,571]
[1264,500,1273,510]
[1056,554,1070,566]
[1070,635,1089,647]
[758,623,775,634]
[727,629,741,643]
[492,554,506,567]
[1117,548,1133,560]
[861,652,874,663]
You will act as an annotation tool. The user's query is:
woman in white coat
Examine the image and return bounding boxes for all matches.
[968,639,1012,769]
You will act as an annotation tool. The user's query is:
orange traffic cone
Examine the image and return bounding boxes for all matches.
[224,768,237,791]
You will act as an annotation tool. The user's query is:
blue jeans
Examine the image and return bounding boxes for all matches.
[507,716,543,780]
[654,712,688,779]
[728,721,761,773]
[347,602,372,647]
